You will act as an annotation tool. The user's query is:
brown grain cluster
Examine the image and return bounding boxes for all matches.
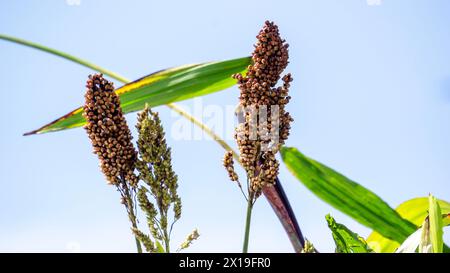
[233,21,290,106]
[223,151,238,182]
[83,74,137,186]
[230,21,293,193]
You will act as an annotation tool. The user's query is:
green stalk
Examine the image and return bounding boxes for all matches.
[134,232,143,252]
[120,176,143,253]
[242,195,254,253]
[130,213,143,253]
[164,231,170,253]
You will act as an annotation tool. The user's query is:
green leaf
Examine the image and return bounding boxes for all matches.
[326,214,372,253]
[24,57,251,135]
[429,195,444,253]
[280,147,417,247]
[367,197,450,253]
[155,241,166,253]
[444,214,450,226]
[397,197,448,253]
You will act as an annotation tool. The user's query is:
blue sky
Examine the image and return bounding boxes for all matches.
[0,0,449,252]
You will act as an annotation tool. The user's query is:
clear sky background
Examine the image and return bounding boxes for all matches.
[0,0,449,252]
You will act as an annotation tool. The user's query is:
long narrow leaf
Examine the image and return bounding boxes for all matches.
[366,197,450,252]
[280,147,417,245]
[24,57,250,135]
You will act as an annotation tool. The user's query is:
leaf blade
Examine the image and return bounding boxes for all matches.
[326,214,372,253]
[280,147,417,245]
[25,57,251,135]
[366,197,450,252]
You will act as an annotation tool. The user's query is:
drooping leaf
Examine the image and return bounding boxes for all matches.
[367,197,450,253]
[429,195,444,253]
[325,214,372,253]
[280,147,417,246]
[24,57,251,135]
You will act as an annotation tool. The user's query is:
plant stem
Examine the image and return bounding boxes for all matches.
[242,194,254,253]
[158,207,171,253]
[165,103,239,158]
[120,176,143,253]
[129,211,143,253]
[164,232,170,253]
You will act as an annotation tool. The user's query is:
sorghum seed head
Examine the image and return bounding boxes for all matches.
[233,20,290,107]
[233,21,293,195]
[83,73,137,186]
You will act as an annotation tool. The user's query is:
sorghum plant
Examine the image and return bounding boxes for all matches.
[4,11,448,254]
[224,21,293,252]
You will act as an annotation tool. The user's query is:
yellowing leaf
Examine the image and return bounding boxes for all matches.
[25,57,250,135]
[367,197,450,253]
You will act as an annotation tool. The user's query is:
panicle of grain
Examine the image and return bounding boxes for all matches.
[83,73,138,186]
[178,229,200,252]
[229,21,293,195]
[135,104,181,230]
[132,227,156,253]
[136,187,161,241]
[233,21,289,106]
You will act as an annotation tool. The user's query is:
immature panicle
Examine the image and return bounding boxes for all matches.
[228,21,293,194]
[178,229,200,251]
[135,105,181,225]
[83,73,138,186]
[134,105,183,252]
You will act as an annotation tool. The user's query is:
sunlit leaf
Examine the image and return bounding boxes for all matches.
[326,214,372,253]
[155,241,165,253]
[367,197,450,253]
[24,57,250,135]
[280,147,417,246]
